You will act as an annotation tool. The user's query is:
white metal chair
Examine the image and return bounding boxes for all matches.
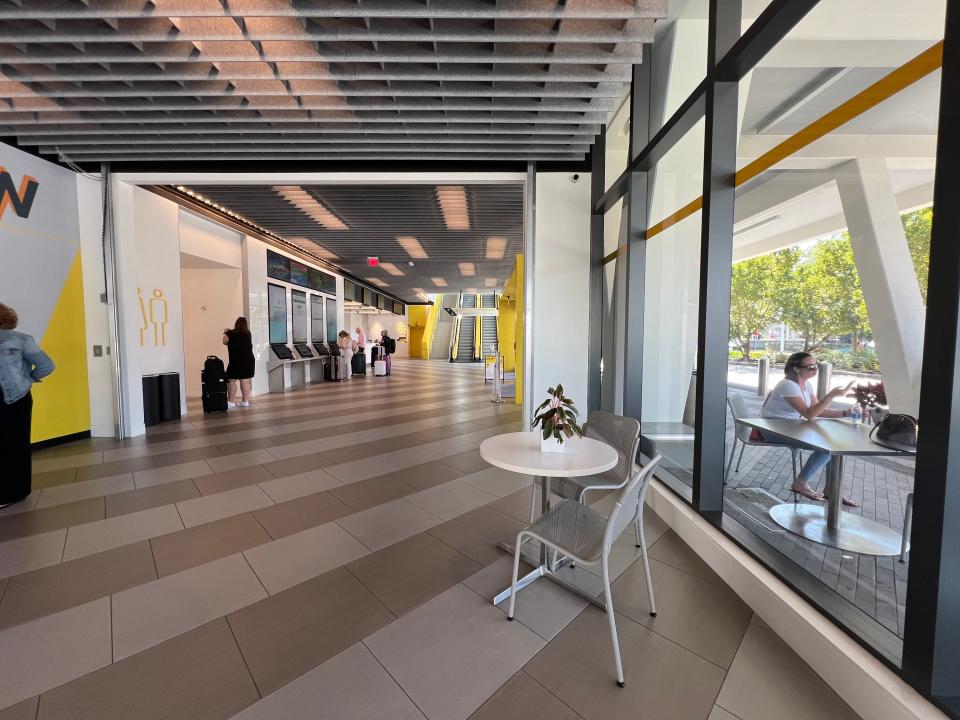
[725,394,800,485]
[530,411,643,545]
[900,491,913,562]
[508,455,663,688]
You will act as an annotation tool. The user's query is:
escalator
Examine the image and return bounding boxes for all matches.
[480,293,498,356]
[454,293,476,362]
[431,294,455,359]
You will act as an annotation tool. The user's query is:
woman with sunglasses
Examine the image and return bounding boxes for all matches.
[758,351,856,503]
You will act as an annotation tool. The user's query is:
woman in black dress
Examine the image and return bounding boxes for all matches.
[222,317,255,408]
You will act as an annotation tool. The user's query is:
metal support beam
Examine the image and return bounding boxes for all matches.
[587,130,605,412]
[522,161,536,430]
[693,0,741,513]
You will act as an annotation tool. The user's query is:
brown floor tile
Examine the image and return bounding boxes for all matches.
[150,514,271,577]
[490,487,534,523]
[152,446,224,468]
[0,497,105,543]
[428,505,525,566]
[36,619,259,720]
[525,608,725,720]
[346,532,481,616]
[437,449,492,475]
[329,476,415,511]
[469,671,583,720]
[322,435,419,465]
[228,566,394,695]
[252,492,354,539]
[612,557,751,669]
[104,479,201,519]
[0,541,157,630]
[0,697,38,720]
[30,468,77,489]
[262,452,331,479]
[192,465,274,496]
[648,530,723,584]
[215,437,279,455]
[389,461,466,491]
[74,456,158,483]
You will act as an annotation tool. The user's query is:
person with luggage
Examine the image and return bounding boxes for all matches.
[0,302,55,508]
[355,326,366,353]
[222,317,255,407]
[337,330,354,379]
[379,330,396,376]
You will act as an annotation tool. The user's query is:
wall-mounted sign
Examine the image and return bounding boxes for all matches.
[0,168,40,221]
[137,286,169,347]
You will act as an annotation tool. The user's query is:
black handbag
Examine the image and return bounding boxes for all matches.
[869,413,918,452]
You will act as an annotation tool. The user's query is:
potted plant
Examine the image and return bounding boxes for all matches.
[848,381,888,423]
[532,384,584,453]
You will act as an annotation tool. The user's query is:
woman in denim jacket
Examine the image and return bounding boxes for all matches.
[0,303,55,507]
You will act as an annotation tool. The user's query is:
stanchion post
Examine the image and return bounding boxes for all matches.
[818,361,833,398]
[758,357,770,397]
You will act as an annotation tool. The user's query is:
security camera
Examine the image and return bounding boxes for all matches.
[571,174,580,183]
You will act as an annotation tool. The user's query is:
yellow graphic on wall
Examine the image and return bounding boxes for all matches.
[138,287,169,347]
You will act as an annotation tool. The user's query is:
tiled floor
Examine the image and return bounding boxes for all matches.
[0,360,863,719]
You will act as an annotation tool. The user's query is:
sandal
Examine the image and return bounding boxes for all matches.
[823,492,858,508]
[790,483,824,501]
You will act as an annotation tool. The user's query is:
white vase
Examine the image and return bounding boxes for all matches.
[540,434,567,453]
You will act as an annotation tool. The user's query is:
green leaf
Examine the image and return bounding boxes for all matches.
[556,383,564,396]
[542,425,551,440]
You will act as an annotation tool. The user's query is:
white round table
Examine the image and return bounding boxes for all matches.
[480,431,618,608]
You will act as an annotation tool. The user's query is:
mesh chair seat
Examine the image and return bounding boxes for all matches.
[526,499,608,564]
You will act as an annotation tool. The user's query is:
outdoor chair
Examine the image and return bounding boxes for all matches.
[725,395,800,486]
[508,455,663,688]
[900,491,914,562]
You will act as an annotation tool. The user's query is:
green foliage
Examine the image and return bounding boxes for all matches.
[532,384,584,443]
[729,250,796,359]
[902,206,931,303]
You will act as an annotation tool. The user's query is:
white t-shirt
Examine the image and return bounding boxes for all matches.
[760,379,814,420]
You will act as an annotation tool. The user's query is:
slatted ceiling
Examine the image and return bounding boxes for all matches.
[0,0,664,165]
[186,183,523,303]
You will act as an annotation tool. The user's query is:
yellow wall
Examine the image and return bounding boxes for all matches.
[497,288,517,373]
[407,305,428,358]
[515,255,524,406]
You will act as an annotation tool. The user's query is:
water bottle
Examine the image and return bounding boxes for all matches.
[850,405,862,424]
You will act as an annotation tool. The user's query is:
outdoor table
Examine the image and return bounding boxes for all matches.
[479,431,618,608]
[738,417,915,555]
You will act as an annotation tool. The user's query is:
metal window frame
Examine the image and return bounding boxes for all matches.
[586,0,960,710]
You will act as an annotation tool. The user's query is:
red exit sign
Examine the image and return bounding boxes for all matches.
[367,256,379,267]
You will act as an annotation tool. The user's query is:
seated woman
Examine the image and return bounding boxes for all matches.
[759,352,856,504]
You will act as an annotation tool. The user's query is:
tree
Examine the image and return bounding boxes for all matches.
[901,206,931,303]
[729,249,797,359]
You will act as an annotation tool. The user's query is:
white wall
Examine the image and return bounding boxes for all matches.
[533,173,591,414]
[181,268,243,397]
[345,311,410,359]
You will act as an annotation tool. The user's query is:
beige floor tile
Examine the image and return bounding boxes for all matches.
[468,671,583,720]
[715,622,860,720]
[612,557,751,669]
[525,608,725,720]
[30,468,76,490]
[264,439,329,461]
[0,493,40,517]
[335,499,443,552]
[102,443,169,463]
[176,485,274,528]
[0,529,67,578]
[104,479,201,518]
[708,707,741,720]
[112,552,268,660]
[32,452,103,474]
[151,514,272,577]
[152,445,224,468]
[378,461,465,492]
[229,642,425,720]
[648,529,722,583]
[326,457,397,484]
[36,475,134,509]
[132,459,214,489]
[0,598,111,712]
[36,619,259,720]
[244,522,370,594]
[257,468,342,503]
[205,450,279,474]
[490,487,535,523]
[252,492,353,539]
[329,475,416,511]
[0,498,104,543]
[377,445,443,469]
[436,449,493,475]
[0,698,38,720]
[62,505,183,562]
[464,556,587,641]
[0,541,156,629]
[261,452,331,479]
[347,533,481,616]
[228,567,394,695]
[365,583,545,720]
[406,481,498,521]
[460,466,532,498]
[428,505,524,566]
[192,464,274,496]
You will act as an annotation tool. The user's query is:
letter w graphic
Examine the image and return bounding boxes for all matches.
[0,167,40,221]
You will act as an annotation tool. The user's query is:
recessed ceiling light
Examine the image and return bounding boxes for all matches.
[274,186,348,230]
[484,278,498,287]
[397,235,428,259]
[436,186,470,230]
[288,237,339,260]
[431,277,448,287]
[486,236,507,260]
[379,262,404,276]
[408,261,415,267]
[458,262,476,276]
[366,277,389,288]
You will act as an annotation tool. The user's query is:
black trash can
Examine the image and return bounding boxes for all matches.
[142,374,161,427]
[159,371,181,422]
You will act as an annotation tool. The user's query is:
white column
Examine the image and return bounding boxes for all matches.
[834,157,925,414]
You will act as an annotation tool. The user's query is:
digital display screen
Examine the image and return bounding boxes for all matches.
[311,294,325,343]
[377,294,386,310]
[362,287,373,307]
[325,297,337,344]
[291,289,307,343]
[393,301,403,315]
[323,272,337,294]
[266,250,290,282]
[268,283,287,344]
[290,260,309,288]
[343,280,356,302]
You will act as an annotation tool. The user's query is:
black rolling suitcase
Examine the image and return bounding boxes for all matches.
[201,355,228,412]
[351,349,367,375]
